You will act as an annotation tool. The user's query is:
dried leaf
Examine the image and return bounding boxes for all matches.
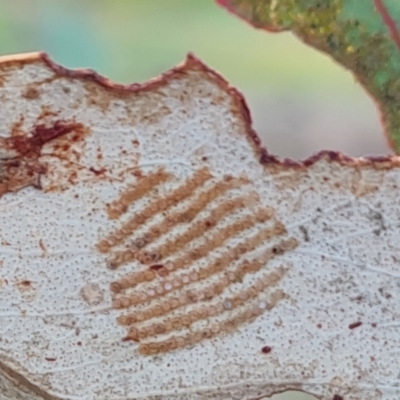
[0,53,399,400]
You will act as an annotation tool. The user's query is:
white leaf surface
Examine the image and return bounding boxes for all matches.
[0,53,399,400]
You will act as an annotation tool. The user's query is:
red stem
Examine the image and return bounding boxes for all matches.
[374,0,400,51]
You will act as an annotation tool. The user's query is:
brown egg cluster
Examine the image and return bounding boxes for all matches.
[137,199,270,265]
[112,231,296,312]
[124,266,287,342]
[107,169,171,219]
[116,240,294,326]
[98,167,299,355]
[137,290,286,355]
[110,222,290,293]
[97,167,212,253]
[107,177,248,269]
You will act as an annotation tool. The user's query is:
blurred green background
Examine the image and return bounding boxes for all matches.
[0,0,389,160]
[0,2,379,397]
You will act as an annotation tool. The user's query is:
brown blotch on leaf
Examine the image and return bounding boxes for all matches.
[261,346,272,354]
[15,280,35,296]
[150,264,168,276]
[349,321,362,329]
[150,264,164,270]
[38,239,47,256]
[122,335,139,343]
[0,120,85,199]
[333,395,344,400]
[23,87,40,100]
[89,167,106,176]
[8,121,83,156]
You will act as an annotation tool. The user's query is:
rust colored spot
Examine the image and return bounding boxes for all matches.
[349,321,362,329]
[0,120,85,199]
[37,106,59,122]
[6,121,83,156]
[150,264,169,277]
[132,139,139,146]
[89,167,106,176]
[23,87,40,100]
[378,287,392,299]
[45,357,56,362]
[15,279,36,301]
[47,122,88,165]
[10,117,25,137]
[77,341,82,346]
[122,335,139,343]
[70,133,78,142]
[261,346,272,354]
[38,239,47,255]
[68,170,78,184]
[150,264,164,271]
[333,395,344,400]
[317,323,322,329]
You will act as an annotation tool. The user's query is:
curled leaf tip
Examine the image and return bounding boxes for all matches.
[217,0,400,154]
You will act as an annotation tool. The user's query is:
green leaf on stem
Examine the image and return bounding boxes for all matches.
[216,0,400,153]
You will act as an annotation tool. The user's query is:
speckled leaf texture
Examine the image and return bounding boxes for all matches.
[216,0,400,154]
[1,53,400,400]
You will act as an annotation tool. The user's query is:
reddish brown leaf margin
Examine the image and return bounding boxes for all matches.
[374,0,400,52]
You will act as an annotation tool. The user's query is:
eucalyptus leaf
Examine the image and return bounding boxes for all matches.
[217,0,400,153]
